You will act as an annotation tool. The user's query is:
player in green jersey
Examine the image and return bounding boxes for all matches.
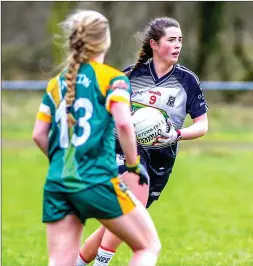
[32,10,161,266]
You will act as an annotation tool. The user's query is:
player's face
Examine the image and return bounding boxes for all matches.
[153,27,183,65]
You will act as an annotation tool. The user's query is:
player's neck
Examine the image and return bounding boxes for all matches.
[90,53,105,64]
[152,57,173,79]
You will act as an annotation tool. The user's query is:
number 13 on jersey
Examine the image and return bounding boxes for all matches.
[55,98,93,148]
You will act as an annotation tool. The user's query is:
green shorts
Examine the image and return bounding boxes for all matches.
[42,177,136,224]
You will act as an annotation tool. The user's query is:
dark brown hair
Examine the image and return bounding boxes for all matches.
[130,17,180,74]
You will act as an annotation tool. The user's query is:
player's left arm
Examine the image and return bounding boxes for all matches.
[179,113,208,140]
[157,76,208,144]
[180,76,208,140]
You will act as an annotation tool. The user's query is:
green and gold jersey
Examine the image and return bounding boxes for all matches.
[37,61,130,192]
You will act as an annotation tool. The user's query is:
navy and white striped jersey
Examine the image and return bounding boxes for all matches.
[116,59,208,175]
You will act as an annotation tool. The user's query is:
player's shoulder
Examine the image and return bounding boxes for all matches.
[89,61,128,96]
[46,74,60,93]
[90,61,125,79]
[123,61,150,79]
[46,68,68,92]
[45,72,64,106]
[175,64,200,85]
[122,65,134,73]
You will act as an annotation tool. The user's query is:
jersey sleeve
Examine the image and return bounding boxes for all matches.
[105,75,131,113]
[36,94,54,123]
[36,76,62,123]
[122,65,134,73]
[186,76,209,119]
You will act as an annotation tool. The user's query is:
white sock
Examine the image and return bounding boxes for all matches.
[93,246,115,266]
[76,253,88,266]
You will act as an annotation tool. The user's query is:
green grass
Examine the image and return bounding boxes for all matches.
[2,91,253,142]
[2,146,253,266]
[2,92,253,265]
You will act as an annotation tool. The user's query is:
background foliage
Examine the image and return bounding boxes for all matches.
[2,2,253,81]
[2,2,253,265]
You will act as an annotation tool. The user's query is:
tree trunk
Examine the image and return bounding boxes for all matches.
[47,2,77,66]
[196,2,224,78]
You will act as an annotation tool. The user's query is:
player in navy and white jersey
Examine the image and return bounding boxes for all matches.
[77,17,208,266]
[115,61,208,206]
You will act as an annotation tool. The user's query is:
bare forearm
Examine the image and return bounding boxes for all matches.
[33,136,48,157]
[32,119,51,157]
[180,120,208,140]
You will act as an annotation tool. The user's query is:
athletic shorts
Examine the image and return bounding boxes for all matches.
[42,177,136,224]
[117,154,173,208]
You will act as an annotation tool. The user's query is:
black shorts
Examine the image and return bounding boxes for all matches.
[117,154,174,208]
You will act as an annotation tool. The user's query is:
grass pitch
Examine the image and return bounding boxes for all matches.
[2,91,253,266]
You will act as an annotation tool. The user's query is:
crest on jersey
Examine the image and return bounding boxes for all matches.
[167,95,176,107]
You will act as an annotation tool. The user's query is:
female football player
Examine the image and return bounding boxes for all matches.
[32,10,161,266]
[77,16,208,266]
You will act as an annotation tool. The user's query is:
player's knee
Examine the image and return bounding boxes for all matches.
[48,256,67,266]
[150,237,162,255]
[49,248,78,266]
[136,236,161,255]
[48,257,56,266]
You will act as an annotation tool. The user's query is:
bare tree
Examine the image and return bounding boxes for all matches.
[196,2,225,78]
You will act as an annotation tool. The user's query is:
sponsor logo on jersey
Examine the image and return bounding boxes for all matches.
[149,90,161,96]
[131,89,146,97]
[167,95,176,107]
[60,74,91,90]
[76,74,91,87]
[198,93,205,100]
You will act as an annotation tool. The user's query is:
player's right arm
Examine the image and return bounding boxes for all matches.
[32,119,50,157]
[111,102,138,166]
[32,76,59,157]
[107,76,149,185]
[32,89,53,157]
[106,76,138,166]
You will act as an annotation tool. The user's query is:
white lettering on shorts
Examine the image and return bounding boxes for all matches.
[151,192,160,197]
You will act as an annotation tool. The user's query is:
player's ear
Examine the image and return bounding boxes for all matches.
[150,39,158,51]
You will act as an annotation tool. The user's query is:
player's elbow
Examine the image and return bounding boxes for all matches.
[200,122,208,136]
[116,119,132,131]
[193,113,208,137]
[32,128,44,145]
[111,103,133,130]
[32,130,40,144]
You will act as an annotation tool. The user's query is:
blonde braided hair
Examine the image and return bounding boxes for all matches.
[61,10,111,127]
